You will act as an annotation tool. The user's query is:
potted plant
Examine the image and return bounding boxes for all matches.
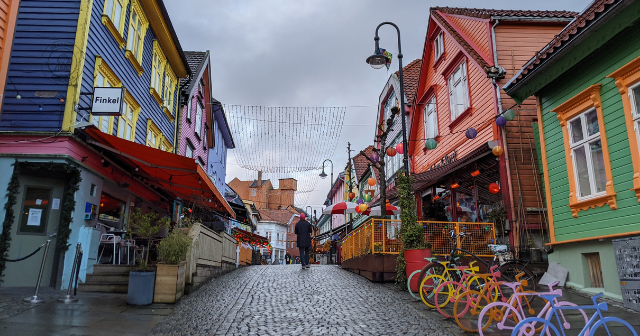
[154,228,192,303]
[396,171,432,292]
[126,207,169,305]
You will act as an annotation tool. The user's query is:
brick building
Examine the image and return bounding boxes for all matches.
[227,172,297,210]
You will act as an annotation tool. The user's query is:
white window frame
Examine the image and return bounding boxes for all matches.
[187,96,192,120]
[629,82,640,155]
[195,100,203,138]
[383,90,397,122]
[186,141,194,158]
[424,96,438,139]
[568,108,606,200]
[434,32,443,61]
[448,62,470,121]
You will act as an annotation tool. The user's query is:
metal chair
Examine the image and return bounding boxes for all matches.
[97,224,122,264]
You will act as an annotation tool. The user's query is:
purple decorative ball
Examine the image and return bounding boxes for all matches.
[465,128,477,139]
[356,198,364,204]
[496,116,507,127]
[370,152,380,162]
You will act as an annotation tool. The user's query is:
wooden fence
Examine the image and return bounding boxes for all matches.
[185,224,238,284]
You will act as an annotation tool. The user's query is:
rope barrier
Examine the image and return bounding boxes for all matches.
[1,242,46,262]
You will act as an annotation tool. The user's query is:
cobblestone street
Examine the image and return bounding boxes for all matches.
[152,265,462,336]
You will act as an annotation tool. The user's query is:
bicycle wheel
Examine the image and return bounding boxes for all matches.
[512,317,561,336]
[544,301,589,332]
[589,317,639,336]
[499,262,537,293]
[453,290,491,332]
[420,274,447,308]
[407,270,422,300]
[434,280,463,318]
[417,262,445,287]
[478,301,522,336]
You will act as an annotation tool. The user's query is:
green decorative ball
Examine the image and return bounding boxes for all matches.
[503,109,516,121]
[425,138,438,150]
[364,194,372,202]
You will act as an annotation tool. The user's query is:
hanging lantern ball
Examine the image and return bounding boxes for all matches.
[356,198,364,204]
[364,194,372,202]
[425,138,438,150]
[503,109,516,121]
[492,145,504,156]
[367,177,377,186]
[489,183,500,194]
[465,128,477,139]
[395,143,404,155]
[355,206,362,214]
[386,147,397,157]
[496,116,507,127]
[359,204,368,212]
[370,152,380,162]
[349,192,355,199]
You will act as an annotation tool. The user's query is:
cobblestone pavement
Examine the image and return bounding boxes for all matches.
[151,265,463,336]
[0,287,58,320]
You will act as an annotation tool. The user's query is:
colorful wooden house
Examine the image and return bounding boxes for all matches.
[0,0,234,289]
[503,0,640,299]
[408,7,575,249]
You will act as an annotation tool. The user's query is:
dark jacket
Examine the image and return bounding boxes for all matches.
[294,220,313,248]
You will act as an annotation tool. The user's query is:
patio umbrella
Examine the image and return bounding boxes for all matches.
[362,204,400,216]
[322,201,359,215]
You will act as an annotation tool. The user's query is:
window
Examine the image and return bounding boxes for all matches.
[187,97,192,121]
[102,0,128,47]
[203,127,208,150]
[163,68,177,118]
[91,57,121,135]
[448,62,469,121]
[146,119,161,149]
[607,57,640,202]
[385,136,402,179]
[185,141,194,158]
[125,0,148,75]
[551,84,615,218]
[424,96,438,139]
[90,184,97,197]
[383,90,397,123]
[197,156,205,166]
[195,101,203,138]
[568,109,606,199]
[18,187,51,235]
[150,40,167,105]
[117,93,140,142]
[160,138,173,153]
[251,188,256,197]
[434,32,444,61]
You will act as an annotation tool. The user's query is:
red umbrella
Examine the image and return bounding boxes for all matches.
[362,204,400,216]
[322,202,358,215]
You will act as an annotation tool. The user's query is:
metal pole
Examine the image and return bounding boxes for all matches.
[24,240,51,303]
[329,160,333,264]
[58,243,81,303]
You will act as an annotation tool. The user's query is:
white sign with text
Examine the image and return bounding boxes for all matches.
[91,87,124,116]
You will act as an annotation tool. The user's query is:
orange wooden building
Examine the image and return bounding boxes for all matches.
[408,7,576,248]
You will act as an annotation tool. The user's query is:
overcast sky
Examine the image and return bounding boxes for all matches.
[165,0,587,211]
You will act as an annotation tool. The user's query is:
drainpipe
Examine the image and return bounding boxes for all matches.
[491,20,517,246]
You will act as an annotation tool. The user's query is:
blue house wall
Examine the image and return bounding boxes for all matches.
[0,0,81,132]
[208,104,233,194]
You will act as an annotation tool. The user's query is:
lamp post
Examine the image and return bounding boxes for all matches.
[319,159,333,263]
[366,22,410,174]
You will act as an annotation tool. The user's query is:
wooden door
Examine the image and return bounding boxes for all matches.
[585,252,604,288]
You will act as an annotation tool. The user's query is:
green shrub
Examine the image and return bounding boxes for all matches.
[157,229,192,264]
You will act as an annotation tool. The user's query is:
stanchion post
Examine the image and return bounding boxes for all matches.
[24,240,51,303]
[58,243,81,303]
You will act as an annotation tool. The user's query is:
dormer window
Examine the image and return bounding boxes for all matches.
[434,32,444,61]
[448,61,469,121]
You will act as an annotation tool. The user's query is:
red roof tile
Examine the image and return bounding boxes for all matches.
[435,7,577,19]
[353,145,375,180]
[394,59,422,106]
[260,208,299,225]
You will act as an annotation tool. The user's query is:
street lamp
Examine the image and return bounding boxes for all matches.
[319,159,334,263]
[366,22,410,174]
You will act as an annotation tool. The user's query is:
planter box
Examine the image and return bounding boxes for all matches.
[128,271,156,305]
[342,254,397,282]
[154,261,186,303]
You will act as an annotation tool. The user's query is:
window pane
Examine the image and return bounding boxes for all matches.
[590,140,607,194]
[114,2,122,29]
[573,146,592,197]
[118,118,124,138]
[101,117,109,133]
[97,73,105,87]
[127,107,133,120]
[586,110,599,137]
[570,118,583,144]
[126,124,132,141]
[455,84,465,116]
[105,0,114,19]
[19,187,51,234]
[633,87,640,116]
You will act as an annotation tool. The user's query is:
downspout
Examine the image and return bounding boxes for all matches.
[491,20,517,245]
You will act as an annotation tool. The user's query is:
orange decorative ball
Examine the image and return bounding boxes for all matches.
[489,183,500,194]
[349,192,355,199]
[359,204,368,212]
[355,206,362,214]
[492,146,504,156]
[367,177,377,186]
[386,147,397,157]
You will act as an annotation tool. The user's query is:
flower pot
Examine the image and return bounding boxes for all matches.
[128,271,156,305]
[405,248,432,292]
[153,261,186,303]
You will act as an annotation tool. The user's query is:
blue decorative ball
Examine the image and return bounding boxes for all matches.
[465,128,477,139]
[496,116,507,127]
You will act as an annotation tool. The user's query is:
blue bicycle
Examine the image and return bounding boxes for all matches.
[511,293,638,336]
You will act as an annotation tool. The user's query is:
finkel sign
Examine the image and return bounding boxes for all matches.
[91,87,125,116]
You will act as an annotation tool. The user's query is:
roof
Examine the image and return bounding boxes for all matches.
[260,208,299,225]
[211,98,236,149]
[503,0,625,99]
[249,179,270,188]
[394,59,422,106]
[180,51,207,87]
[151,0,190,78]
[353,146,374,180]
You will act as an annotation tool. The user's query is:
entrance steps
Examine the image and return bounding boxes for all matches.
[78,264,155,293]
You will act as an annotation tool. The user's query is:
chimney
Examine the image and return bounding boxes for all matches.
[257,171,262,186]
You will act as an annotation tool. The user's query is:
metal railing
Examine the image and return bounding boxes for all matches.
[342,219,496,261]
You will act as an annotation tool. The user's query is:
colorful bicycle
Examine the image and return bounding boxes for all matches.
[451,265,506,332]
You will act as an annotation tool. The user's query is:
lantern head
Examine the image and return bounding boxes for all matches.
[425,138,438,150]
[496,116,507,127]
[356,198,364,204]
[349,192,355,199]
[359,204,368,212]
[489,183,500,194]
[355,206,362,214]
[367,177,377,186]
[503,109,516,121]
[364,194,372,202]
[395,143,404,155]
[465,128,477,139]
[370,152,380,162]
[386,147,397,157]
[492,145,504,156]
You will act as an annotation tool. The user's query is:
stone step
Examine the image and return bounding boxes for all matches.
[77,283,128,293]
[85,274,129,283]
[92,264,140,275]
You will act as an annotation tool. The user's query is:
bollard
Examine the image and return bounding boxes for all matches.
[24,240,51,304]
[58,243,81,303]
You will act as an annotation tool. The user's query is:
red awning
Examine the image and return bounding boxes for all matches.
[84,127,235,218]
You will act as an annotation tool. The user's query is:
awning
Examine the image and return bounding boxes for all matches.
[412,145,492,192]
[83,127,235,218]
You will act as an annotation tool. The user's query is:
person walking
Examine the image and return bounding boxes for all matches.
[294,213,312,269]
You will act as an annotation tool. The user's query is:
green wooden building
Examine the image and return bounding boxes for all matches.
[503,0,640,300]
